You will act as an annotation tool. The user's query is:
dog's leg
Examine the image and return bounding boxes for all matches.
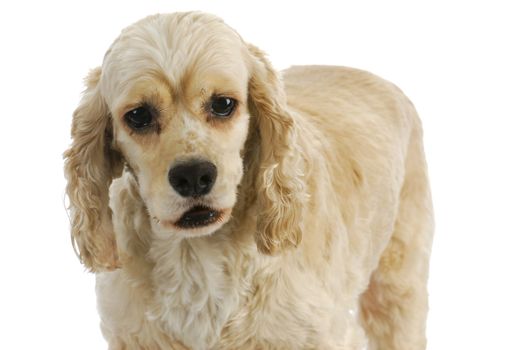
[359,127,434,350]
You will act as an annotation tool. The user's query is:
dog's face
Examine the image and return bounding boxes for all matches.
[64,12,305,271]
[102,16,251,237]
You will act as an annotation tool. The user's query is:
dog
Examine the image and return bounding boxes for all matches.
[64,12,434,350]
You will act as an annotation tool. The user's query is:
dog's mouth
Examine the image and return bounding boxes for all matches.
[174,205,223,229]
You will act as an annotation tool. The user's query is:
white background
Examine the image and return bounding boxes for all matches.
[1,1,522,349]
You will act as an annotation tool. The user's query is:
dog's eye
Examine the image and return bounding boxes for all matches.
[124,106,153,130]
[210,96,236,117]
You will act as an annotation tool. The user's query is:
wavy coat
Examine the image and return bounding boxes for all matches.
[64,12,434,350]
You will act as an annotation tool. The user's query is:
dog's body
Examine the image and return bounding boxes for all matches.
[65,13,433,350]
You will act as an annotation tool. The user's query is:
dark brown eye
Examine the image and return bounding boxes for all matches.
[124,106,153,130]
[210,96,236,117]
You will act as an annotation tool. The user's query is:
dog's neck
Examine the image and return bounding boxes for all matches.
[146,233,243,349]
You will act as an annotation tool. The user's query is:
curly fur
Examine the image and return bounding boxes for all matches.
[64,12,433,350]
[64,67,123,271]
[248,43,306,254]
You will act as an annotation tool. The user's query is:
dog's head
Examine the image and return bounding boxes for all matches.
[64,12,305,271]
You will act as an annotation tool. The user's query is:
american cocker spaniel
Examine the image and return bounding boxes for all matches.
[64,12,434,350]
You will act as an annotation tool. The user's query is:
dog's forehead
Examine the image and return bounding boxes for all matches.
[100,13,249,101]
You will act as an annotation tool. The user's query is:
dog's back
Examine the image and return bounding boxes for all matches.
[283,65,434,349]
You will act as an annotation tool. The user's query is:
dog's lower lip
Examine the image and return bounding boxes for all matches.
[175,205,222,229]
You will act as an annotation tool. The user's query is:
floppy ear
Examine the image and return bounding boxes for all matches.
[247,45,306,255]
[64,67,123,272]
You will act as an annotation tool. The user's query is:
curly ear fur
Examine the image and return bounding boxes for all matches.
[247,45,306,255]
[64,67,123,271]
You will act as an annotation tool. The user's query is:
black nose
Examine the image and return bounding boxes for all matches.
[168,160,217,197]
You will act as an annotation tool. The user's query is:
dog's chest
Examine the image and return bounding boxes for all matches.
[147,238,242,350]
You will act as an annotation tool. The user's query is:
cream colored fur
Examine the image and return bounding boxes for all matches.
[64,12,434,350]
